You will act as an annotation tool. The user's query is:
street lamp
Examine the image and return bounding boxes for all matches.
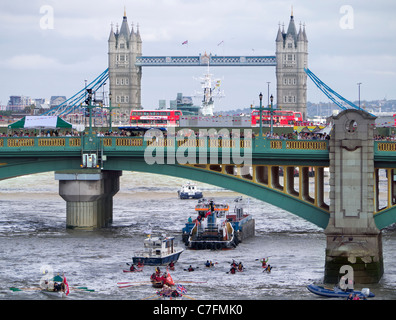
[259,92,263,138]
[357,82,362,110]
[270,94,274,136]
[108,92,113,131]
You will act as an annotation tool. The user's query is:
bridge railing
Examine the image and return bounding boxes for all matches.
[0,136,329,153]
[0,136,82,150]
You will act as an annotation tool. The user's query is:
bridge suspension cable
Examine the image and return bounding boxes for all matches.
[43,69,109,116]
[304,68,374,116]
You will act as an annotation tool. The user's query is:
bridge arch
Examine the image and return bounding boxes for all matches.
[0,156,330,229]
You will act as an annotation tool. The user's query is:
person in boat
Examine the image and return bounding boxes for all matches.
[168,261,175,270]
[188,265,195,272]
[137,261,144,268]
[205,260,211,268]
[160,272,168,284]
[264,264,272,273]
[238,262,244,271]
[188,216,193,223]
[129,264,136,272]
[260,257,269,268]
[230,260,237,268]
[229,266,236,274]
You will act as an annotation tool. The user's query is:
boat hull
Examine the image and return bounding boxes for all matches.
[41,290,66,298]
[132,249,183,266]
[307,284,375,298]
[188,239,236,250]
[178,191,203,199]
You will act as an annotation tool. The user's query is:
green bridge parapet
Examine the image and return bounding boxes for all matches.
[0,136,394,163]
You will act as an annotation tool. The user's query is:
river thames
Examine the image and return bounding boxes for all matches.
[0,171,395,301]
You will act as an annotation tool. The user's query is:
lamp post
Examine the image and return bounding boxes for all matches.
[108,92,113,131]
[270,94,274,136]
[259,92,263,138]
[85,88,93,136]
[251,92,274,139]
[357,82,362,110]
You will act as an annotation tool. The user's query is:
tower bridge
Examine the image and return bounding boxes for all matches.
[107,10,308,120]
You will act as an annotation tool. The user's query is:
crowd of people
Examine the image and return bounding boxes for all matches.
[2,128,396,141]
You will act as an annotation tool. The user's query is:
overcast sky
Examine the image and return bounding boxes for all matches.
[0,0,395,112]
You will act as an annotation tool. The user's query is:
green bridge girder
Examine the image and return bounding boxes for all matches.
[0,135,396,229]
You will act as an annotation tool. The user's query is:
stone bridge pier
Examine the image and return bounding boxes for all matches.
[55,170,122,229]
[325,109,383,284]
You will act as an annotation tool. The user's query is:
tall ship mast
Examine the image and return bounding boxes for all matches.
[194,59,224,116]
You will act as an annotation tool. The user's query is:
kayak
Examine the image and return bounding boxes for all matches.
[123,268,143,273]
[307,284,374,298]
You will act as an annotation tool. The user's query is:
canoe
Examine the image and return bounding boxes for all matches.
[41,289,67,298]
[307,284,374,298]
[123,268,143,273]
[151,280,164,288]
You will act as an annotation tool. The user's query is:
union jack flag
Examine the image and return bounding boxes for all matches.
[176,284,187,294]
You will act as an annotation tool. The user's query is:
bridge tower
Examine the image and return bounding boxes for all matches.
[276,10,308,119]
[108,9,142,120]
[325,109,383,284]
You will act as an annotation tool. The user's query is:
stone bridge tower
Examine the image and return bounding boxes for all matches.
[276,10,308,119]
[108,10,142,121]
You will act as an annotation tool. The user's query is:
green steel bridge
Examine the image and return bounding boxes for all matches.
[1,133,395,230]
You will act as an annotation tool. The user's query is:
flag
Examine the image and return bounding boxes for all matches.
[217,40,224,46]
[182,40,188,45]
[63,276,69,296]
[166,272,175,286]
[177,284,187,294]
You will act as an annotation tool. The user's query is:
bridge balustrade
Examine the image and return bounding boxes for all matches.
[0,136,395,158]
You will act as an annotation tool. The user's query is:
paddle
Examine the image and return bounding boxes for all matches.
[9,287,40,292]
[141,293,158,300]
[117,281,151,285]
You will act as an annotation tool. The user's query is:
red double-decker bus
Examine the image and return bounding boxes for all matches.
[129,110,183,127]
[251,110,303,126]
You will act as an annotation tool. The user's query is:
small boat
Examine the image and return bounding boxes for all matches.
[182,197,255,249]
[150,268,175,289]
[40,274,69,298]
[307,284,375,298]
[178,181,203,199]
[132,234,184,266]
[123,268,143,273]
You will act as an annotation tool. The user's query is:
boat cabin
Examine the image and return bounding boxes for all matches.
[143,236,176,256]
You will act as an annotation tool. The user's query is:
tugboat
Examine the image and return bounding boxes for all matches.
[132,234,184,266]
[178,181,203,199]
[182,197,254,249]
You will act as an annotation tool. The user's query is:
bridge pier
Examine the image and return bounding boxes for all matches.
[55,170,122,229]
[324,109,384,284]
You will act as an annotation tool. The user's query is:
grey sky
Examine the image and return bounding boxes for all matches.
[0,0,395,112]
